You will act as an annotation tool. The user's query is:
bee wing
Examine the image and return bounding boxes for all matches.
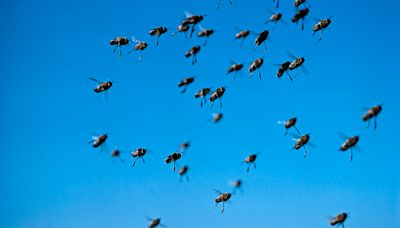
[277,120,286,125]
[289,132,301,138]
[213,188,223,195]
[337,132,350,140]
[308,141,317,148]
[287,52,297,60]
[89,77,101,83]
[198,24,206,31]
[184,11,193,18]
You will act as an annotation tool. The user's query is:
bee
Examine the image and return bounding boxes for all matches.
[180,141,190,152]
[129,37,148,61]
[146,217,166,228]
[88,134,108,150]
[185,45,201,65]
[339,134,360,161]
[131,148,148,167]
[362,104,383,129]
[278,117,301,136]
[288,53,307,77]
[227,62,244,80]
[254,30,270,52]
[313,17,332,41]
[111,147,124,163]
[292,7,309,30]
[212,113,223,123]
[244,154,257,172]
[210,87,226,108]
[198,27,214,45]
[178,76,195,93]
[179,165,189,182]
[109,36,129,60]
[293,0,306,8]
[275,61,293,81]
[265,12,283,24]
[249,57,264,79]
[149,26,168,46]
[89,78,113,93]
[217,0,233,10]
[231,179,243,193]
[181,13,205,38]
[165,152,182,171]
[235,30,250,46]
[330,213,348,228]
[292,133,313,158]
[214,189,232,213]
[172,24,190,38]
[194,87,211,107]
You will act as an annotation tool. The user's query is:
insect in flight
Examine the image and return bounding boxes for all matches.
[111,147,124,163]
[227,62,244,80]
[265,11,283,25]
[278,117,300,135]
[89,77,113,93]
[212,113,223,123]
[179,165,189,182]
[185,45,201,65]
[178,76,195,93]
[131,148,148,167]
[329,212,348,228]
[210,87,226,108]
[109,36,129,60]
[146,217,166,228]
[339,134,360,161]
[149,26,168,46]
[244,154,257,172]
[165,152,182,171]
[254,30,270,52]
[180,141,190,153]
[275,61,293,81]
[292,7,310,30]
[234,29,250,46]
[89,134,108,150]
[214,189,232,213]
[181,12,205,38]
[292,133,313,158]
[231,179,243,194]
[249,57,264,79]
[194,87,211,107]
[362,104,383,129]
[172,24,190,38]
[129,37,148,61]
[217,0,232,10]
[293,0,306,8]
[313,17,332,41]
[197,27,214,46]
[288,53,307,77]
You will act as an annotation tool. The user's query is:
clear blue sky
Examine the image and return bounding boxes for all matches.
[1,0,399,227]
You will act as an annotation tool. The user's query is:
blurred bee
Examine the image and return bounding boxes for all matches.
[244,154,257,172]
[165,152,182,171]
[292,133,314,158]
[181,12,205,38]
[194,87,211,107]
[149,26,168,46]
[235,30,250,46]
[210,87,226,108]
[313,17,332,41]
[88,134,108,150]
[231,179,243,194]
[254,30,270,52]
[293,0,306,8]
[249,57,264,79]
[89,78,113,93]
[178,76,195,93]
[278,117,301,135]
[330,213,348,228]
[217,0,232,10]
[292,7,309,30]
[172,24,190,38]
[109,36,129,60]
[275,61,293,81]
[339,134,360,161]
[227,62,244,80]
[179,165,189,182]
[185,45,201,65]
[131,148,148,167]
[129,37,148,61]
[212,113,223,123]
[362,104,383,129]
[214,189,232,213]
[180,141,190,152]
[198,27,214,46]
[111,147,124,163]
[146,217,166,228]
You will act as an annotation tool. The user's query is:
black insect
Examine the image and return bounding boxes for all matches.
[244,154,257,172]
[249,58,264,78]
[185,45,201,65]
[178,76,195,93]
[179,165,189,182]
[172,24,190,38]
[89,78,113,93]
[129,37,148,61]
[231,179,243,194]
[149,26,168,46]
[198,27,214,45]
[146,217,166,228]
[363,104,383,129]
[254,30,270,52]
[265,12,283,25]
[227,62,244,80]
[109,36,129,60]
[194,87,211,107]
[293,0,306,8]
[210,87,226,108]
[275,61,293,81]
[131,148,148,167]
[292,133,314,158]
[111,147,124,163]
[313,17,332,41]
[214,189,232,213]
[339,134,360,161]
[288,53,307,77]
[212,113,223,123]
[292,7,309,30]
[330,213,348,228]
[180,141,190,153]
[89,134,108,150]
[235,30,250,46]
[278,117,300,135]
[181,12,205,38]
[165,152,182,171]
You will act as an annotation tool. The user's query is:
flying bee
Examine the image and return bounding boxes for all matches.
[89,78,113,93]
[165,152,182,171]
[88,134,108,151]
[292,133,313,158]
[275,61,293,81]
[212,113,223,123]
[217,0,232,10]
[194,87,211,107]
[231,179,243,194]
[131,148,148,167]
[288,53,307,77]
[235,30,250,46]
[265,12,283,25]
[339,134,360,161]
[111,147,124,163]
[278,117,300,135]
[149,26,168,46]
[293,0,306,8]
[363,104,383,129]
[109,36,129,60]
[146,217,166,228]
[214,189,232,213]
[180,141,190,152]
[197,27,214,46]
[210,87,226,109]
[181,12,205,38]
[227,62,244,80]
[313,17,332,41]
[179,165,189,182]
[129,37,148,61]
[172,23,190,38]
[185,45,201,65]
[330,213,348,228]
[254,30,270,52]
[178,76,195,93]
[249,57,264,79]
[244,154,257,172]
[292,7,309,30]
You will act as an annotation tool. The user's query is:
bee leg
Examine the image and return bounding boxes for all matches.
[253,162,256,169]
[200,99,203,107]
[113,46,117,53]
[350,149,353,162]
[132,158,138,167]
[221,202,225,213]
[301,19,304,31]
[156,36,159,46]
[286,71,293,81]
[119,46,123,60]
[219,99,223,109]
[374,117,377,130]
[190,25,195,38]
[173,162,176,171]
[138,51,143,61]
[303,145,307,158]
[258,69,262,79]
[141,156,145,164]
[181,86,187,93]
[249,72,253,78]
[319,29,324,42]
[184,31,188,39]
[294,126,301,135]
[276,0,279,8]
[284,128,288,136]
[203,37,208,46]
[246,165,250,173]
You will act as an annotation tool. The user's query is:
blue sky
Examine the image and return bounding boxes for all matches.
[1,0,399,227]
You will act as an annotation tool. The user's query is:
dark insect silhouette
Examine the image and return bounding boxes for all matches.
[172,24,190,38]
[89,134,108,151]
[89,78,113,93]
[227,62,244,80]
[249,58,264,78]
[244,154,257,172]
[293,0,306,8]
[292,7,309,30]
[362,104,383,129]
[165,152,182,171]
[214,189,232,213]
[212,113,223,123]
[194,87,211,107]
[330,213,348,228]
[178,76,195,93]
[278,117,300,135]
[198,27,214,46]
[149,26,168,46]
[181,12,205,38]
[275,61,293,81]
[179,165,189,182]
[292,133,314,158]
[313,17,332,41]
[131,148,148,167]
[129,37,148,61]
[210,87,226,108]
[254,30,270,52]
[146,217,166,228]
[109,36,129,60]
[185,45,201,65]
[339,134,360,161]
